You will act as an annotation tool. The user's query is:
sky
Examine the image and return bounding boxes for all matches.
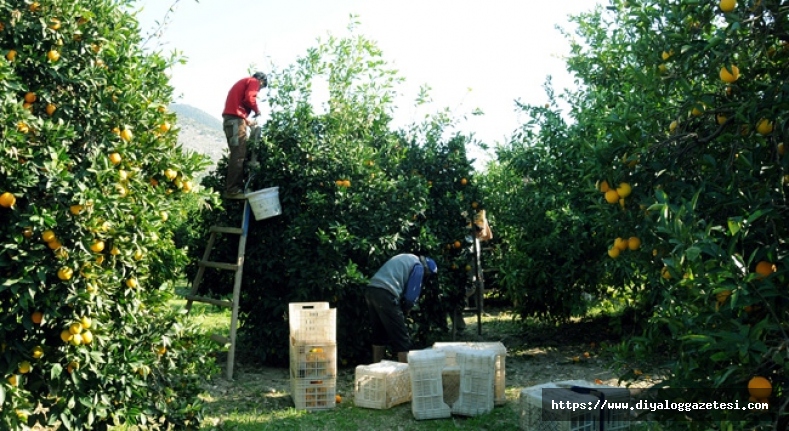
[132,0,602,167]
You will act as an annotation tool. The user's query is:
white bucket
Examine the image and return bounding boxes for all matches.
[246,187,281,220]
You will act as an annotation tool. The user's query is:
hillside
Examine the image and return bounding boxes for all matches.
[170,103,226,168]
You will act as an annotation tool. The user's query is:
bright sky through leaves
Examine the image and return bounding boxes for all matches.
[133,0,601,168]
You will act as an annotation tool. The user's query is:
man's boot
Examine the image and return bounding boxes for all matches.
[397,351,409,363]
[372,345,385,363]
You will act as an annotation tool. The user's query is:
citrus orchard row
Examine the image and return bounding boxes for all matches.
[1,1,217,429]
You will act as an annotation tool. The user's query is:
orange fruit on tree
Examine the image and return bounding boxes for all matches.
[756,119,773,135]
[67,361,79,374]
[716,113,727,125]
[755,261,775,279]
[17,121,29,133]
[778,143,785,156]
[42,229,56,243]
[604,189,620,204]
[598,180,610,193]
[614,237,629,251]
[29,2,41,12]
[0,191,16,208]
[49,18,61,30]
[47,239,62,250]
[23,227,33,239]
[120,128,133,142]
[32,346,44,359]
[628,237,641,250]
[45,103,56,115]
[109,152,122,165]
[719,65,740,83]
[126,277,138,288]
[748,376,772,399]
[616,182,632,198]
[47,50,60,62]
[164,168,177,180]
[719,0,736,13]
[69,322,82,335]
[57,267,73,281]
[661,50,672,61]
[80,330,93,345]
[6,49,16,61]
[669,120,679,133]
[661,267,672,279]
[69,204,84,215]
[608,247,620,259]
[90,240,105,253]
[158,122,171,133]
[7,374,18,386]
[18,361,31,374]
[31,311,43,324]
[471,201,478,209]
[453,240,462,249]
[60,329,72,343]
[24,92,37,103]
[182,180,193,192]
[335,394,342,403]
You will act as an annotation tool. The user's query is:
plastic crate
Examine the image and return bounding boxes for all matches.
[519,383,600,431]
[554,380,631,431]
[452,349,496,417]
[291,378,336,411]
[354,360,411,409]
[433,341,507,405]
[289,302,336,345]
[289,343,336,380]
[442,366,461,407]
[408,349,451,420]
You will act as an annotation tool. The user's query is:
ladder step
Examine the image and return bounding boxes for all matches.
[210,226,244,235]
[199,260,240,271]
[185,295,233,308]
[210,334,230,345]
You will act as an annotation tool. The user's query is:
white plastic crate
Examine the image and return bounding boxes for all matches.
[289,343,336,380]
[452,349,496,417]
[554,380,631,431]
[291,378,336,411]
[519,382,600,431]
[433,341,507,405]
[408,349,451,420]
[289,302,336,345]
[354,360,411,409]
[442,366,461,407]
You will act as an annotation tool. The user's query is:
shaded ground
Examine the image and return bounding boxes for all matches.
[199,309,663,426]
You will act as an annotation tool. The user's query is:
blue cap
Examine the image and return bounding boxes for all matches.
[424,257,438,275]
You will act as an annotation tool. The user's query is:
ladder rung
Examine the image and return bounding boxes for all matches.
[210,334,230,345]
[199,260,239,271]
[185,295,233,308]
[210,226,243,235]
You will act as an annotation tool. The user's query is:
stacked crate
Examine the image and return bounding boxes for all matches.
[433,341,508,406]
[408,349,451,420]
[451,349,497,417]
[354,360,411,409]
[289,302,337,411]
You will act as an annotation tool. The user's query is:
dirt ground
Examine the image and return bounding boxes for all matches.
[199,309,661,419]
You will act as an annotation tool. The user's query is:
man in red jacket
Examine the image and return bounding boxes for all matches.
[222,71,268,197]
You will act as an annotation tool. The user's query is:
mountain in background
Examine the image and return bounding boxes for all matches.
[170,103,225,168]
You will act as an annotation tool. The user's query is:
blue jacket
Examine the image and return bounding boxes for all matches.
[368,254,425,310]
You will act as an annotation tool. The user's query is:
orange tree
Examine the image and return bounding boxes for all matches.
[487,0,787,427]
[0,1,217,429]
[192,28,477,365]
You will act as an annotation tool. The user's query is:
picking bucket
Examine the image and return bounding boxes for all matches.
[246,187,281,220]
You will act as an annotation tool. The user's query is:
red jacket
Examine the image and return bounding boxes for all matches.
[222,77,260,118]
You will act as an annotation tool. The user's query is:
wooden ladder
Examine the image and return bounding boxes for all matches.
[185,199,251,380]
